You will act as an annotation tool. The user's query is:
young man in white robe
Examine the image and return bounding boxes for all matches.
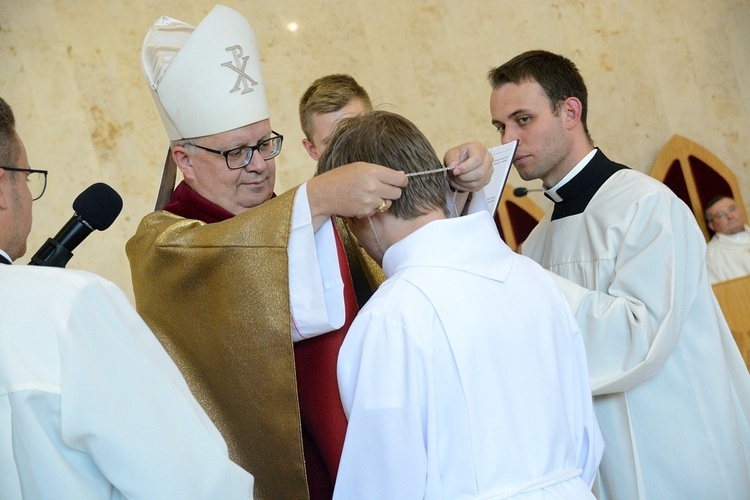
[488,50,750,499]
[704,195,750,284]
[0,96,255,498]
[317,110,603,499]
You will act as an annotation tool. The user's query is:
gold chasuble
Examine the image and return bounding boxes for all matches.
[126,186,307,499]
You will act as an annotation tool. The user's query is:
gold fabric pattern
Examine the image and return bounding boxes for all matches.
[334,216,385,291]
[126,188,308,500]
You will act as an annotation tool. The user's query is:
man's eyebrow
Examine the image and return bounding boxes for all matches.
[508,109,530,119]
[492,108,531,127]
[234,132,273,149]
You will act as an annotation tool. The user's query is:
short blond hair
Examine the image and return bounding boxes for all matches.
[299,74,373,141]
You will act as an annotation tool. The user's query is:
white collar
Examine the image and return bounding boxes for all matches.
[717,226,750,243]
[544,148,598,203]
[0,248,12,264]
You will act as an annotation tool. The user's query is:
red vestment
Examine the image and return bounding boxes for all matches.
[165,181,354,499]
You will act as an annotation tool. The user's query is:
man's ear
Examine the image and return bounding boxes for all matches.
[171,145,196,181]
[707,219,715,232]
[302,138,320,161]
[0,170,10,210]
[561,97,583,130]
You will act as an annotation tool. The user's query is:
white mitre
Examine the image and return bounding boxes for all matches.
[141,4,269,141]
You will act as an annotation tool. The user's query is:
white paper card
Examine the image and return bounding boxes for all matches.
[484,140,518,213]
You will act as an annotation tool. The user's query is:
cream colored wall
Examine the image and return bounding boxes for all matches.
[2,0,749,302]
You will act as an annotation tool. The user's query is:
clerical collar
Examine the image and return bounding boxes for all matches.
[164,181,278,224]
[546,149,630,220]
[719,227,750,243]
[544,148,597,203]
[0,249,12,264]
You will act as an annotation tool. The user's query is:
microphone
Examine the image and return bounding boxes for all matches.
[513,187,544,197]
[29,183,123,268]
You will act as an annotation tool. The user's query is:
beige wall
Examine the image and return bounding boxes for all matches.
[2,0,749,302]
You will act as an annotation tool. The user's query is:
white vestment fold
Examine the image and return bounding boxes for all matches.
[523,155,750,499]
[335,211,603,499]
[0,266,255,499]
[705,224,750,284]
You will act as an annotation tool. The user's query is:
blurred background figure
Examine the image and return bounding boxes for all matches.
[705,195,750,284]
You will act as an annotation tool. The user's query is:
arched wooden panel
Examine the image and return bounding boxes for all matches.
[650,135,747,241]
[689,155,733,212]
[662,159,691,208]
[494,184,545,252]
[712,276,750,370]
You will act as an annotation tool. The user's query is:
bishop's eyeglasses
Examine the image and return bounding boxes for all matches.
[1,167,48,200]
[187,131,284,170]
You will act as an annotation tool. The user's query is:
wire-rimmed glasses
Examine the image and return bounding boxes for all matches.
[1,166,48,200]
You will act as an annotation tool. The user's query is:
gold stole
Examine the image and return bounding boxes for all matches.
[334,216,385,296]
[126,188,308,499]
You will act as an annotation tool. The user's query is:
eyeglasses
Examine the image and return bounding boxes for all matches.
[709,204,737,222]
[1,166,48,200]
[187,131,284,170]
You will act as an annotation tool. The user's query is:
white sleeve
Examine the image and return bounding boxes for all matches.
[59,275,255,498]
[550,190,708,395]
[334,311,427,499]
[288,182,346,341]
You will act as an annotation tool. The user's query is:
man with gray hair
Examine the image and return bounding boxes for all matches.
[128,5,492,498]
[317,110,603,498]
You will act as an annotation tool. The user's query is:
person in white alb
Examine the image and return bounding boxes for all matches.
[704,195,750,284]
[317,110,603,499]
[488,50,750,499]
[0,96,255,498]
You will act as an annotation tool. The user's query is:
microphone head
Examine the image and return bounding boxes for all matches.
[72,183,123,230]
[513,187,529,197]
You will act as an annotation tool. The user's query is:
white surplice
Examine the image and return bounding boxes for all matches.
[335,211,603,499]
[290,184,346,340]
[522,152,750,499]
[0,265,254,499]
[705,224,750,284]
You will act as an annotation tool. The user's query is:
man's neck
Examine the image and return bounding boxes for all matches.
[381,210,446,250]
[543,137,595,188]
[544,148,597,202]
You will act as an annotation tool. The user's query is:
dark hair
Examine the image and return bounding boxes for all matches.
[316,110,448,218]
[0,97,19,166]
[488,50,593,144]
[704,194,733,221]
[299,74,373,141]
